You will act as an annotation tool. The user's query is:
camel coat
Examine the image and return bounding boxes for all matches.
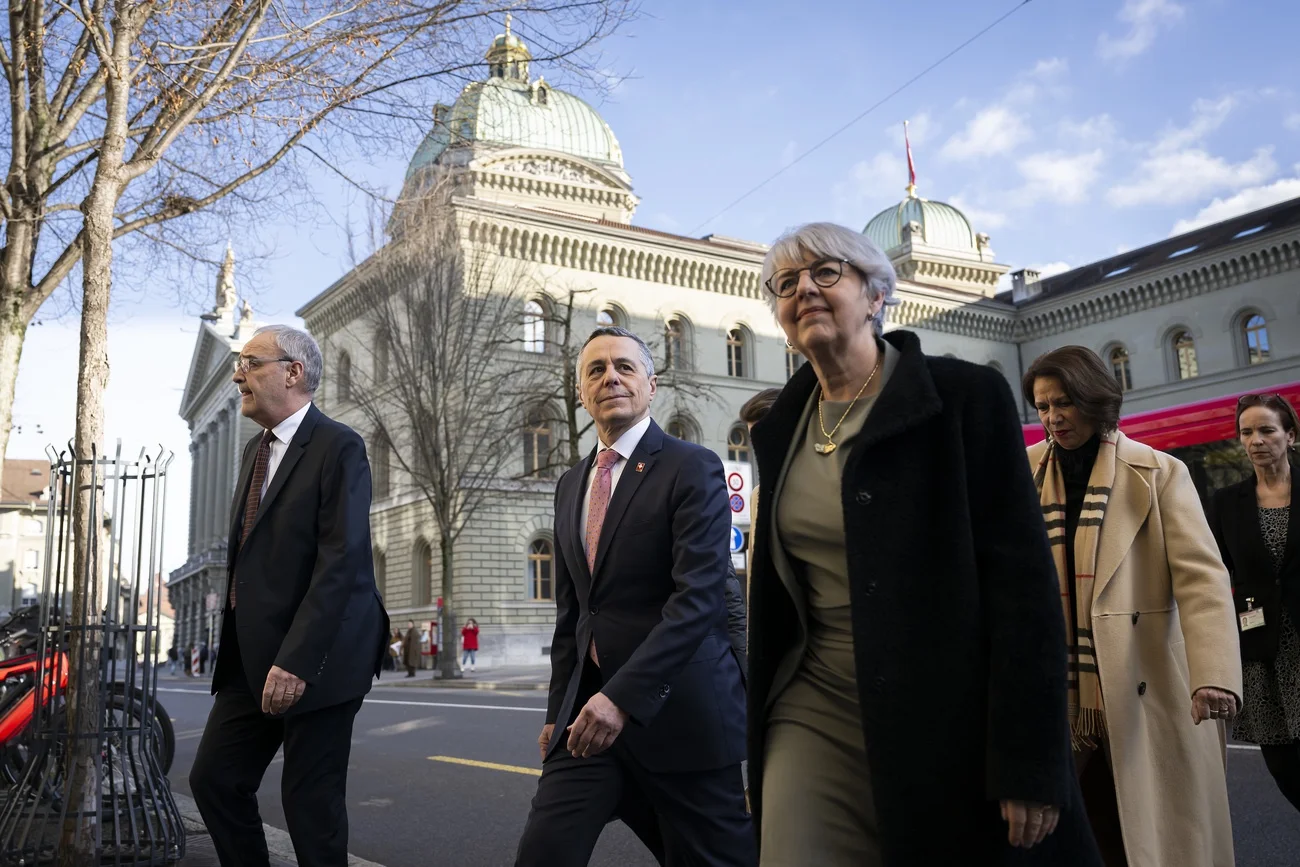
[1028,432,1242,867]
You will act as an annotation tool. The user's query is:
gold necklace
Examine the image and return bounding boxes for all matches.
[815,355,882,456]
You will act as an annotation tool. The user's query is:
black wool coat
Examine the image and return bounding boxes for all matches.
[746,330,1101,866]
[1209,470,1300,662]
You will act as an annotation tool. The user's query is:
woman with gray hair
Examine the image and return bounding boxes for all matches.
[744,222,1099,865]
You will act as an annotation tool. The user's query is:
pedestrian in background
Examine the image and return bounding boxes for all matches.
[461,618,480,672]
[1209,392,1300,813]
[199,642,209,675]
[167,645,178,676]
[748,222,1097,866]
[1026,345,1242,867]
[403,620,421,678]
[384,630,400,672]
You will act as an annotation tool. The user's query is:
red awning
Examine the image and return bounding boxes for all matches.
[1023,381,1300,451]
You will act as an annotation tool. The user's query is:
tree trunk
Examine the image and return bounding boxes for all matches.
[59,14,131,861]
[0,315,30,471]
[438,534,460,680]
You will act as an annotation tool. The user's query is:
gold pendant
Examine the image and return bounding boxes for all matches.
[814,441,837,456]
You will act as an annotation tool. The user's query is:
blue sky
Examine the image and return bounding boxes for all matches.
[9,0,1300,572]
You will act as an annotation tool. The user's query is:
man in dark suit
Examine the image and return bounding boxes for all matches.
[515,327,753,867]
[189,324,389,867]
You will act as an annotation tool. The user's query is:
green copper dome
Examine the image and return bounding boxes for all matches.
[863,192,977,254]
[405,24,624,180]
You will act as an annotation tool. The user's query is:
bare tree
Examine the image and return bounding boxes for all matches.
[347,196,544,681]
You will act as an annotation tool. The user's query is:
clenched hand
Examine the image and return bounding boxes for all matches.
[565,692,627,758]
[1001,800,1059,848]
[1192,687,1238,725]
[262,665,307,715]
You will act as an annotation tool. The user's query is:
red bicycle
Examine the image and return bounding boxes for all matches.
[0,605,175,786]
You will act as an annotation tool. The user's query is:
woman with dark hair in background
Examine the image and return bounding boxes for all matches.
[1210,393,1300,813]
[1025,345,1242,867]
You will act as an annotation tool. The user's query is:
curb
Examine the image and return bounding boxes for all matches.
[173,791,387,867]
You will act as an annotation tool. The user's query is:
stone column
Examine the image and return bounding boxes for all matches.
[194,435,209,551]
[188,442,199,557]
[206,421,220,548]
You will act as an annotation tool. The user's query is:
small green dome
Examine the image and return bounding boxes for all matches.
[863,193,976,254]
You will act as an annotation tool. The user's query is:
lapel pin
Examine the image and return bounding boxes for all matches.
[635,462,645,473]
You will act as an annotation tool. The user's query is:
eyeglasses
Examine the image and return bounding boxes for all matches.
[764,258,851,298]
[233,355,293,374]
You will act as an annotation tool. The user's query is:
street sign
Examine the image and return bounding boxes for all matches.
[204,592,220,613]
[731,551,746,571]
[721,461,752,525]
[730,526,744,553]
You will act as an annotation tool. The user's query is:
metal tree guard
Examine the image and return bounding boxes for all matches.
[0,444,184,865]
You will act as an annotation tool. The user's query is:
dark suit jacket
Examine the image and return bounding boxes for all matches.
[747,330,1099,866]
[545,419,746,774]
[1209,470,1300,662]
[214,403,389,714]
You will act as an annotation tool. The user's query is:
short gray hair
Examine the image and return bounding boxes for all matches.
[760,222,900,336]
[255,324,323,394]
[580,326,655,377]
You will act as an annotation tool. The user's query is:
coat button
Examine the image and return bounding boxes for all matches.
[1137,681,1147,696]
[864,581,877,597]
[872,676,886,693]
[659,685,670,698]
[856,490,872,505]
[589,607,598,616]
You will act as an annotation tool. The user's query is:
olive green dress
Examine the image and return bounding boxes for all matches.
[759,341,899,867]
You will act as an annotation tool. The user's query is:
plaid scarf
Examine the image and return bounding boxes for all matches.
[1033,432,1118,751]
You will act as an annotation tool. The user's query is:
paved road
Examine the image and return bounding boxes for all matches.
[159,677,1300,867]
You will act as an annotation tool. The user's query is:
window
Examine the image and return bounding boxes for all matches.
[664,319,687,370]
[786,345,803,380]
[1245,314,1270,365]
[372,433,391,498]
[523,300,546,353]
[337,352,353,401]
[523,407,553,478]
[22,550,38,571]
[528,539,554,601]
[536,86,549,106]
[1173,331,1199,380]
[374,549,387,597]
[595,305,624,328]
[726,329,746,378]
[1108,346,1132,392]
[665,416,698,444]
[25,518,42,536]
[727,425,750,463]
[413,540,433,607]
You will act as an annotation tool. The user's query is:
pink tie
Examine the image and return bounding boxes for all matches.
[585,449,620,667]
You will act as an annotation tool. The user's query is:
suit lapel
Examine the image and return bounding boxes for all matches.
[1093,458,1152,604]
[244,405,320,545]
[565,451,595,586]
[590,426,662,583]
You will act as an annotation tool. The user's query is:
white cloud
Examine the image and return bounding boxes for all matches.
[1107,146,1275,207]
[1031,58,1069,79]
[1098,0,1185,60]
[1286,113,1300,132]
[1156,96,1235,153]
[940,106,1031,161]
[1059,114,1118,146]
[1170,174,1300,234]
[1017,150,1106,204]
[887,111,936,148]
[948,195,1007,231]
[833,151,907,220]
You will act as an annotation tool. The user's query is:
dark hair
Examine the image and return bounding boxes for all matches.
[1021,346,1123,433]
[1235,393,1300,438]
[580,326,655,376]
[739,388,783,426]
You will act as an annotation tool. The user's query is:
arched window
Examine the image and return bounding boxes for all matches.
[374,549,387,597]
[337,352,353,401]
[523,300,547,353]
[1244,314,1270,365]
[727,424,750,463]
[372,431,391,498]
[786,345,803,380]
[665,415,699,444]
[1108,345,1132,392]
[528,539,554,601]
[596,305,625,328]
[726,329,747,378]
[523,406,554,478]
[664,318,689,370]
[1172,330,1199,380]
[536,85,549,106]
[413,539,433,607]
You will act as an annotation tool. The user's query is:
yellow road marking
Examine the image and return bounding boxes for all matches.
[428,756,541,776]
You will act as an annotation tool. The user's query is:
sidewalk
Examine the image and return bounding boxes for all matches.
[380,664,550,691]
[174,791,386,866]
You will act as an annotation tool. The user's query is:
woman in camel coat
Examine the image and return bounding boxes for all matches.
[1026,346,1242,867]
